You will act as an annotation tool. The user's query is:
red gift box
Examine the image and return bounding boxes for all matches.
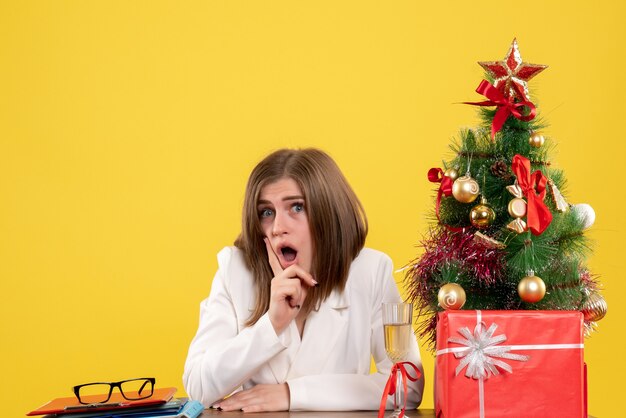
[435,310,585,418]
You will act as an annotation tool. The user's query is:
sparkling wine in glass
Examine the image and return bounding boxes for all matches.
[382,302,413,418]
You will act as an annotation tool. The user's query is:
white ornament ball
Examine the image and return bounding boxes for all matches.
[572,203,596,229]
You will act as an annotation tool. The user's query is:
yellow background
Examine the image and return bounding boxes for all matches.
[1,1,624,416]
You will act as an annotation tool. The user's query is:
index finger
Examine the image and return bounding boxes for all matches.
[264,238,284,276]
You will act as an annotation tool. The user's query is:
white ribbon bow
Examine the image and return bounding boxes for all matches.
[448,322,530,379]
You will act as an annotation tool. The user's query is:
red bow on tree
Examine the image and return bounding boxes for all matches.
[428,168,457,228]
[378,362,422,418]
[465,80,537,139]
[427,168,466,232]
[511,154,553,235]
[428,168,453,197]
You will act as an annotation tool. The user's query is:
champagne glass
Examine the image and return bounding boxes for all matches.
[382,302,413,418]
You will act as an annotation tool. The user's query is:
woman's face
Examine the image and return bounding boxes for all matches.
[258,177,314,273]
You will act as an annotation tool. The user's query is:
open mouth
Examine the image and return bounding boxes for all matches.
[280,246,298,262]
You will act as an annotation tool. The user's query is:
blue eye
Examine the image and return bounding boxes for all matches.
[260,208,274,218]
[292,202,305,213]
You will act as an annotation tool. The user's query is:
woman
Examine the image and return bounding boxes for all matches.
[183,148,424,412]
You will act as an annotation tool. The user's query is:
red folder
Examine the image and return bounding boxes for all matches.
[27,387,177,416]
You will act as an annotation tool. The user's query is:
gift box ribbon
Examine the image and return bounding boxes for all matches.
[377,361,421,418]
[446,321,530,379]
[436,310,583,418]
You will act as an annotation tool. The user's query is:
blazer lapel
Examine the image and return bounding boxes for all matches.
[244,296,294,384]
[287,288,350,378]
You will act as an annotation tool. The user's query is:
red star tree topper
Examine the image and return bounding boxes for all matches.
[478,38,547,101]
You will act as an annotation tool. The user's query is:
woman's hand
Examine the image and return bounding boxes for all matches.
[264,238,317,335]
[213,383,290,412]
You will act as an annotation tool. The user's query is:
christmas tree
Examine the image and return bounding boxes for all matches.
[406,39,607,351]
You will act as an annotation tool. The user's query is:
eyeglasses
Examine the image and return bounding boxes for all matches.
[73,378,155,405]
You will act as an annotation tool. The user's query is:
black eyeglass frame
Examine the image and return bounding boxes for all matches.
[72,377,156,405]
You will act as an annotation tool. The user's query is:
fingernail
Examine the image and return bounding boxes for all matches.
[312,279,318,286]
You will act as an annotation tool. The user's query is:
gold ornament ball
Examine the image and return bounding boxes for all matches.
[581,292,608,322]
[438,283,466,310]
[452,175,480,203]
[518,274,546,303]
[529,132,545,148]
[470,203,496,229]
[444,167,459,181]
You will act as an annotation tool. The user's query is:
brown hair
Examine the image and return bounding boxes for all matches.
[234,148,368,326]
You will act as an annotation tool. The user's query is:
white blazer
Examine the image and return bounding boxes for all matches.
[183,246,424,410]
